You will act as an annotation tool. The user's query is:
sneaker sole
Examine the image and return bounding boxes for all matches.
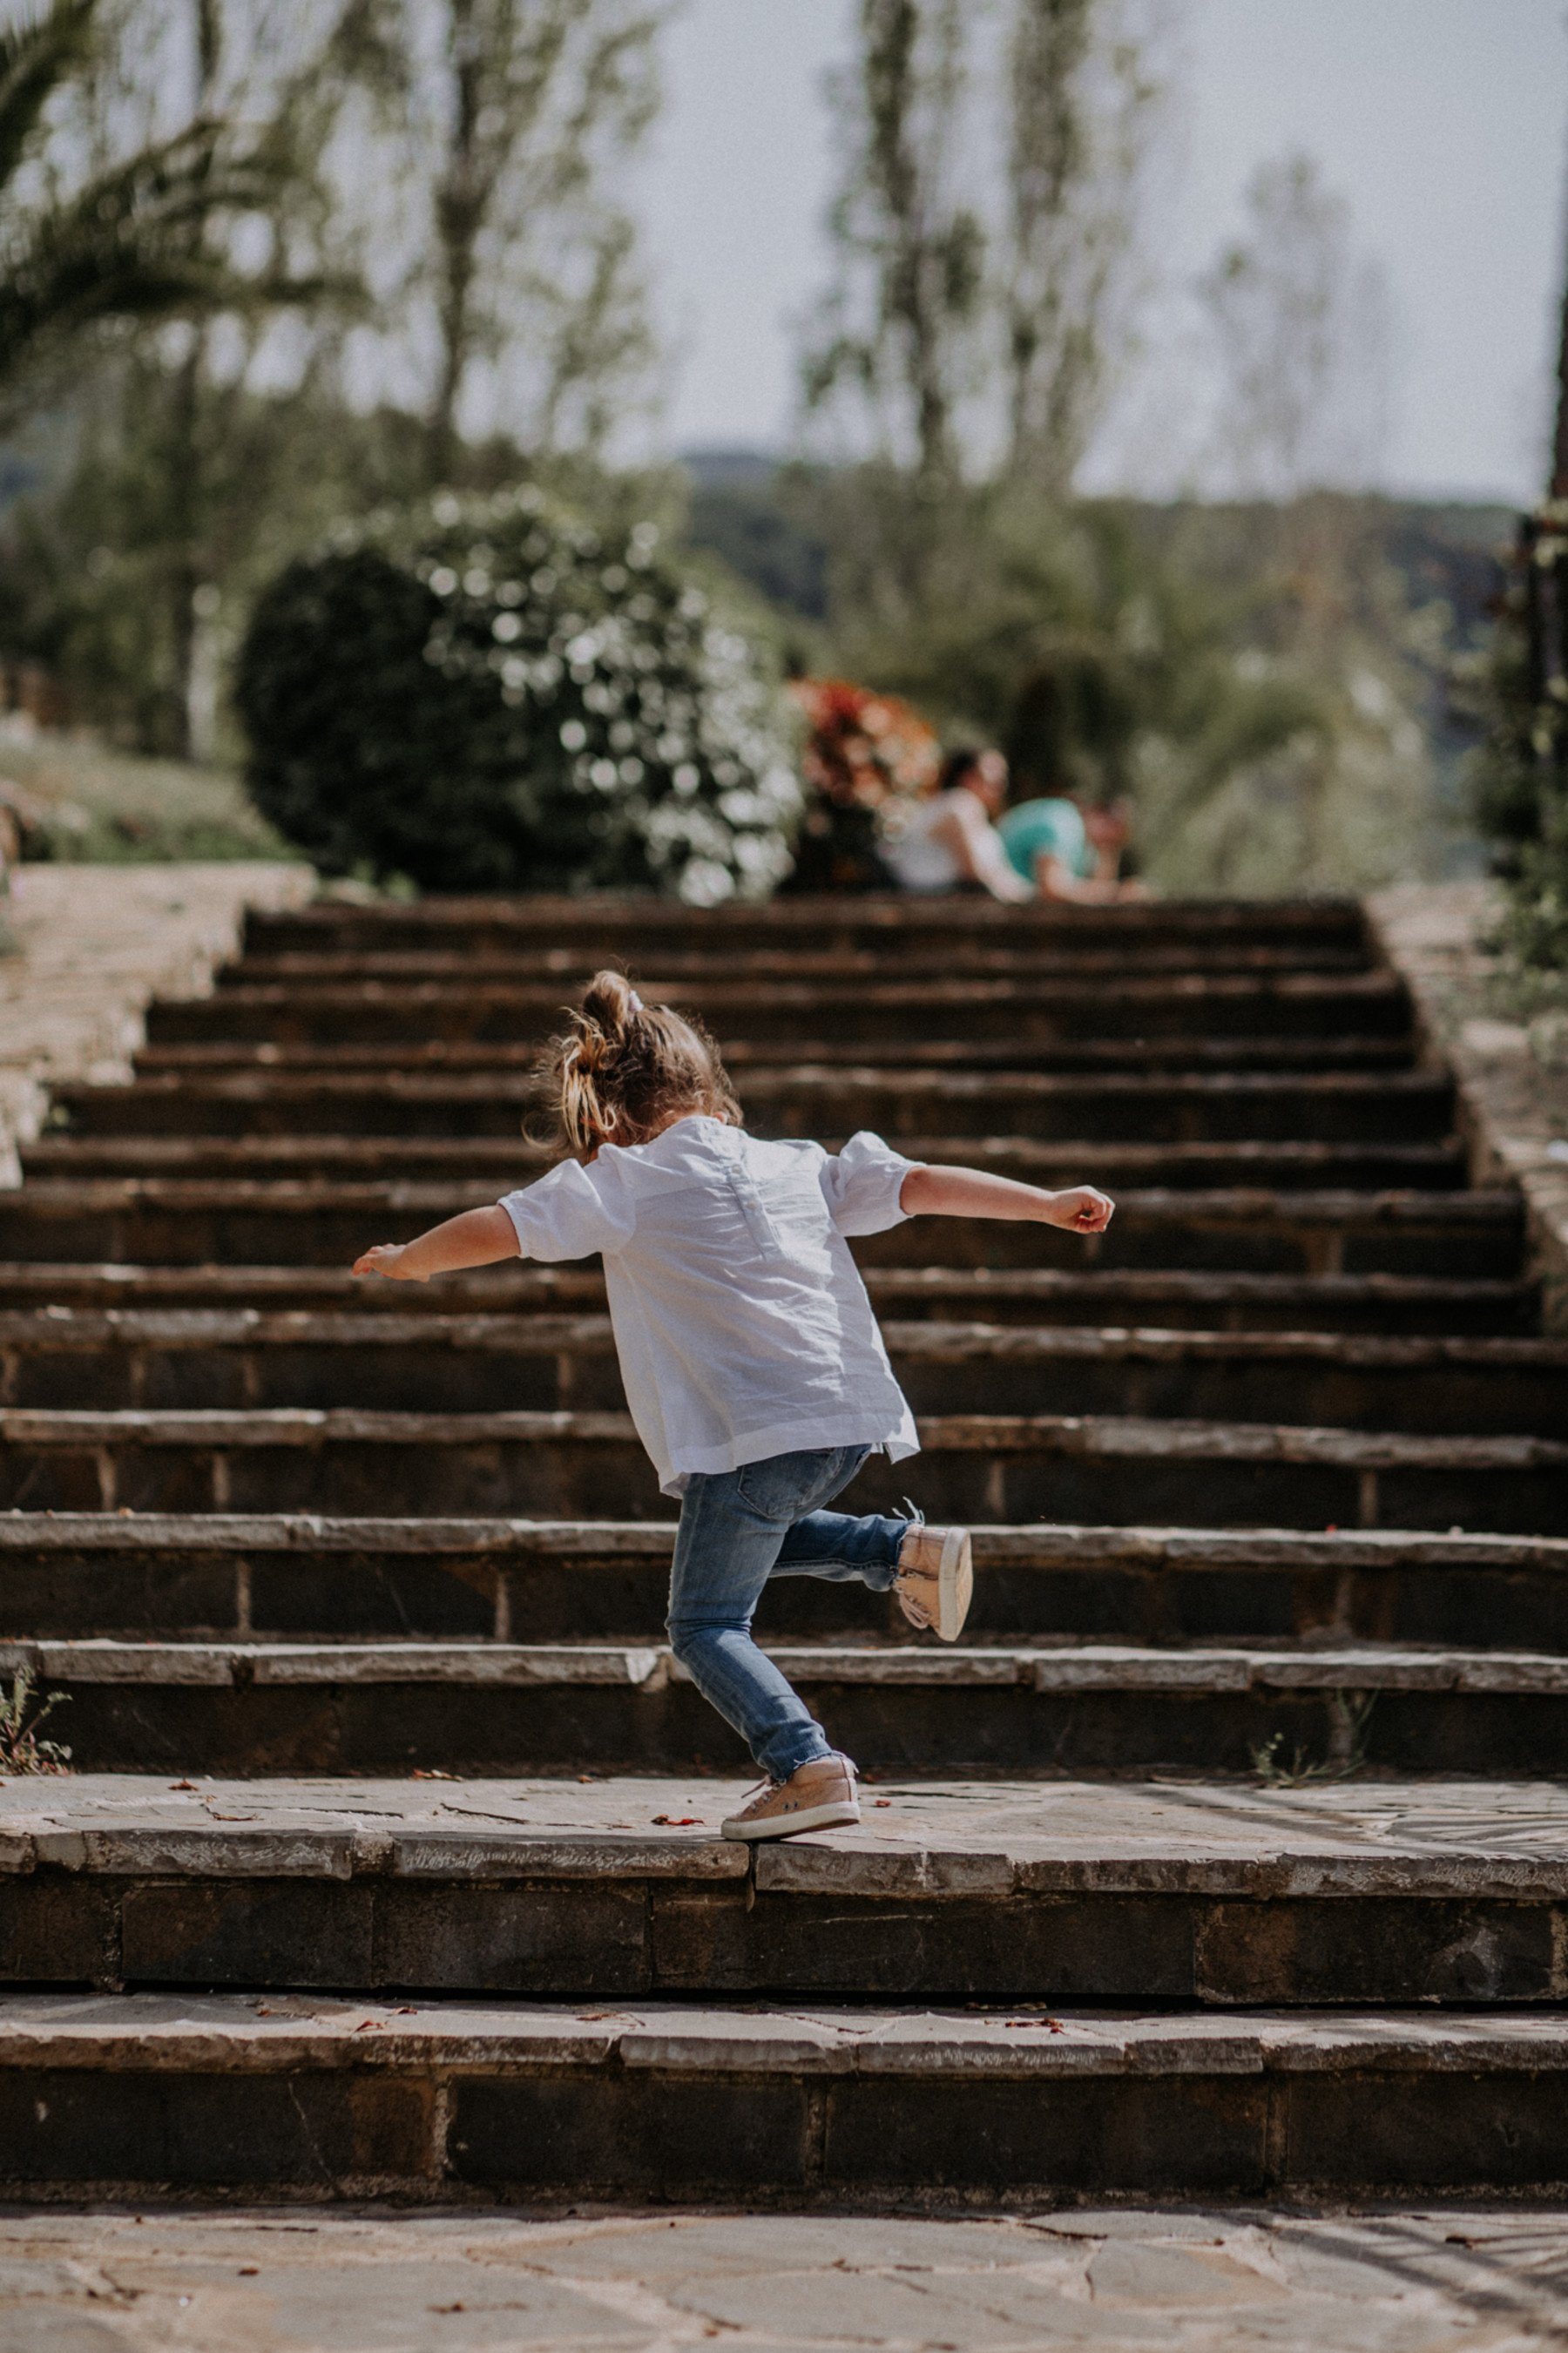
[936,1525,974,1642]
[720,1797,861,1843]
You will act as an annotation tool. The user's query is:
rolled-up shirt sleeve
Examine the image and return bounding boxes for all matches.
[499,1158,637,1262]
[818,1130,923,1236]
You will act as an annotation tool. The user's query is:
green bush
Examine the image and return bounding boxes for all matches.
[234,486,801,898]
[1469,506,1568,966]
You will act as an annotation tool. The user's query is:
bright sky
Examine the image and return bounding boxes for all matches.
[636,0,1568,502]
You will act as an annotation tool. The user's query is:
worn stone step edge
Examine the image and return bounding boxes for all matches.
[138,1035,1418,1072]
[54,1069,1450,1103]
[10,1773,1568,1897]
[0,1993,1561,2080]
[0,1265,1538,1320]
[245,890,1364,929]
[0,1183,1517,1224]
[3,1406,1561,1469]
[168,976,1408,1016]
[224,950,1380,980]
[3,1310,1561,1372]
[3,1634,1566,1695]
[3,1513,1563,1570]
[24,1139,1458,1175]
[0,1266,1536,1327]
[3,1635,1567,1696]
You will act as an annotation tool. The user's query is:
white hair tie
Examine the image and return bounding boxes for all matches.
[627,990,644,1012]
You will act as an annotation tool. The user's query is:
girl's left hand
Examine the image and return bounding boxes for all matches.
[353,1243,422,1280]
[1048,1187,1115,1233]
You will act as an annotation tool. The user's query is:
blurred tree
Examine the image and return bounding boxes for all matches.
[395,0,666,485]
[1001,0,1163,496]
[801,0,983,492]
[1198,152,1392,501]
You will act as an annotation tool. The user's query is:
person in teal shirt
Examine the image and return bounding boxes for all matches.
[997,794,1143,903]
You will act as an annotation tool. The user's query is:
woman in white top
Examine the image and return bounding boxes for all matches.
[355,971,1112,1841]
[883,747,1034,902]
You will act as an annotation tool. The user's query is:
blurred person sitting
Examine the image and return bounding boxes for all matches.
[882,747,1033,903]
[997,793,1145,903]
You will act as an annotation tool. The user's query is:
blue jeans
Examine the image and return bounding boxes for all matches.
[666,1445,908,1783]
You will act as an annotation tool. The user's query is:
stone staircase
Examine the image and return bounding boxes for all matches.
[2,891,1567,2204]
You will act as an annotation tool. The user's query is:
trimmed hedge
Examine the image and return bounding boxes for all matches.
[235,486,801,898]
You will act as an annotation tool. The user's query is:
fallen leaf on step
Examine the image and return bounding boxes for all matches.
[652,1815,702,1825]
[169,1781,197,1791]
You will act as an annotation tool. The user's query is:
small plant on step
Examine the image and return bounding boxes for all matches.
[0,1667,71,1775]
[1250,1689,1377,1788]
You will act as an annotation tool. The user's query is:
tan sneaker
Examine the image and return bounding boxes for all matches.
[893,1521,973,1642]
[720,1754,861,1843]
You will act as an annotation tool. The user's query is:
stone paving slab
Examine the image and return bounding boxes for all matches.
[6,1775,1568,1890]
[6,2202,1560,2353]
[0,864,310,1186]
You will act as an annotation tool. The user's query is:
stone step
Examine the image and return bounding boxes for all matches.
[136,1031,1423,1075]
[3,1630,1568,1776]
[246,891,1370,957]
[3,1405,1561,1530]
[20,1132,1468,1194]
[0,1990,1561,2198]
[227,942,1378,984]
[3,1310,1563,1436]
[52,1066,1455,1143]
[0,1261,1538,1333]
[0,1186,1517,1276]
[4,1773,1568,2008]
[8,1513,1565,1650]
[148,971,1411,1047]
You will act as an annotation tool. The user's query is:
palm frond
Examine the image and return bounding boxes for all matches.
[0,0,94,197]
[0,118,308,395]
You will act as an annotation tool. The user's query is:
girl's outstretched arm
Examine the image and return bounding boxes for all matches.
[899,1164,1113,1233]
[353,1206,520,1282]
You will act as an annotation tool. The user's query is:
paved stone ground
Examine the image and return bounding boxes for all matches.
[0,863,312,1185]
[1,2201,1565,2350]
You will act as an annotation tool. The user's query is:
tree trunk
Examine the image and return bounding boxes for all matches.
[166,0,222,759]
[427,0,484,488]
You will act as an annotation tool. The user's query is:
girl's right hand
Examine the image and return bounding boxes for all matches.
[352,1243,424,1280]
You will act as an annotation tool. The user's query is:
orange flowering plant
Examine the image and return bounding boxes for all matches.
[788,676,940,809]
[783,676,939,891]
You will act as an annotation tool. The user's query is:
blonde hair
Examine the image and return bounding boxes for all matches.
[537,969,741,1161]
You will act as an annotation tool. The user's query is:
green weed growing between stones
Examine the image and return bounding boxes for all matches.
[1251,1688,1377,1788]
[0,1667,71,1775]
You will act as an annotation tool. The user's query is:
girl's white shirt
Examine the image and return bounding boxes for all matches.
[499,1115,921,1497]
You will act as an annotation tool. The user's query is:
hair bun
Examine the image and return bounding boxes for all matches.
[580,970,640,1037]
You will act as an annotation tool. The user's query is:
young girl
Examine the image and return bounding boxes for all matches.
[354,971,1114,1842]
